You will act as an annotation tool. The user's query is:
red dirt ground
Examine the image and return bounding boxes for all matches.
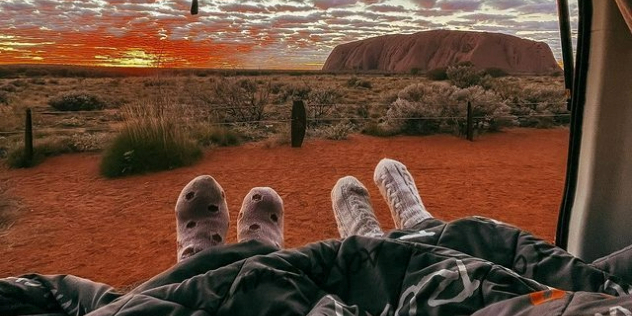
[0,128,569,288]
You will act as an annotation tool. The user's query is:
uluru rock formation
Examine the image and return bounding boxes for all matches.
[322,30,561,74]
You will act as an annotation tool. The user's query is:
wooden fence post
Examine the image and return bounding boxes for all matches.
[291,100,306,148]
[466,101,474,141]
[24,108,33,165]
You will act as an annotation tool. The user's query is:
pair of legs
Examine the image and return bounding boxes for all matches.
[331,158,433,238]
[175,178,284,262]
[174,158,432,262]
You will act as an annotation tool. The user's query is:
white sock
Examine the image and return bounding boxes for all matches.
[373,158,432,229]
[175,175,229,262]
[237,187,284,249]
[331,176,384,238]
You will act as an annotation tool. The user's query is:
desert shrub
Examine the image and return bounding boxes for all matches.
[426,68,448,81]
[208,78,270,123]
[0,105,23,133]
[446,64,486,88]
[191,125,242,147]
[346,76,372,89]
[308,122,353,140]
[1,84,17,93]
[263,124,291,148]
[67,133,110,152]
[306,88,341,126]
[48,91,107,111]
[383,83,514,135]
[100,100,202,178]
[410,68,421,75]
[7,145,47,168]
[484,67,509,78]
[10,80,28,87]
[379,90,400,105]
[277,84,312,103]
[143,77,174,87]
[28,78,46,85]
[5,133,110,168]
[0,91,9,105]
[489,79,568,127]
[6,137,74,168]
[361,121,397,137]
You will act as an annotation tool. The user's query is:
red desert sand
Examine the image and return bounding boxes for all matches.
[0,128,568,288]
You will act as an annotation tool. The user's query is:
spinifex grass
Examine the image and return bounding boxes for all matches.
[100,97,201,178]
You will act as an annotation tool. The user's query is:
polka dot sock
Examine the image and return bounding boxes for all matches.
[373,158,432,229]
[237,187,284,249]
[331,176,384,238]
[175,175,229,262]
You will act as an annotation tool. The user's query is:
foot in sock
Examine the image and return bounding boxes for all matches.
[175,175,230,262]
[237,187,284,249]
[373,158,432,230]
[331,176,384,238]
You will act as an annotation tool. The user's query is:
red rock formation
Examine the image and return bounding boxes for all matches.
[322,30,561,74]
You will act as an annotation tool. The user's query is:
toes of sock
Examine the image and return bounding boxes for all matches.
[237,187,284,248]
[176,175,230,262]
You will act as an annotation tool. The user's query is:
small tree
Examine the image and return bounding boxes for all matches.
[306,88,340,126]
[209,77,271,123]
[446,64,485,88]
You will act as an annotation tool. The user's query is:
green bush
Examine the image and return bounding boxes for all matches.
[488,79,568,127]
[48,91,107,111]
[383,83,515,135]
[100,101,202,178]
[277,84,311,103]
[308,122,353,140]
[7,139,70,168]
[346,76,372,89]
[192,125,242,147]
[361,121,397,137]
[5,134,110,168]
[446,64,486,88]
[426,68,448,81]
[484,67,510,78]
[0,91,9,105]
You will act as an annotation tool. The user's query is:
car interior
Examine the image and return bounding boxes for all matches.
[556,0,632,262]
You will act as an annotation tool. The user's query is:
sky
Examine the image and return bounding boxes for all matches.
[0,0,578,70]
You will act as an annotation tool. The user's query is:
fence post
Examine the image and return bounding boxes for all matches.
[24,108,33,165]
[291,100,306,148]
[466,101,474,141]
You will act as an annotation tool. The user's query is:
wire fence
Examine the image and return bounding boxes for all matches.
[1,102,571,136]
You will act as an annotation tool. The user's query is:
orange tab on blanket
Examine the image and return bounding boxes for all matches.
[529,289,566,306]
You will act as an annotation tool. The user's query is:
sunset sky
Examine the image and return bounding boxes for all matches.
[0,0,577,69]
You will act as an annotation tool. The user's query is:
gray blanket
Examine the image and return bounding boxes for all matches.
[2,217,632,316]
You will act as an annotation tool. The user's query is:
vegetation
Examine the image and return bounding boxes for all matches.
[426,68,448,81]
[100,99,202,178]
[0,66,569,171]
[191,125,243,147]
[49,91,107,111]
[6,134,109,168]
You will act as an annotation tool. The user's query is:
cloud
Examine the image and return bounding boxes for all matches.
[0,0,574,69]
[367,4,408,12]
[219,3,269,13]
[312,0,358,10]
[437,0,481,12]
[411,0,438,9]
